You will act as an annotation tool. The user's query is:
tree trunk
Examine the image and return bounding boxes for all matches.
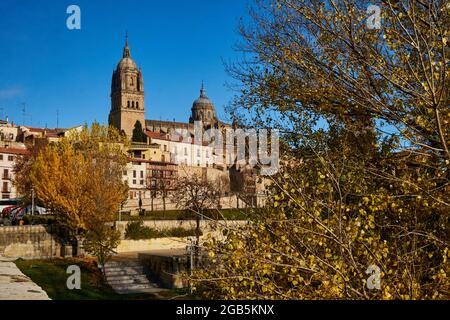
[163,193,166,212]
[195,213,201,268]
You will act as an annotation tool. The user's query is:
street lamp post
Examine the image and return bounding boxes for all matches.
[31,186,35,215]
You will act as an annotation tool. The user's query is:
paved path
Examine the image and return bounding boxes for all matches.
[0,256,50,300]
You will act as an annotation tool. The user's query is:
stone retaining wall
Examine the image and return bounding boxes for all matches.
[0,220,245,259]
[138,252,188,289]
[116,238,188,253]
[0,225,62,259]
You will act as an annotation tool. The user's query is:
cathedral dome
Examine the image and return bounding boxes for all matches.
[190,83,217,124]
[115,34,137,71]
[193,86,214,109]
[117,57,137,70]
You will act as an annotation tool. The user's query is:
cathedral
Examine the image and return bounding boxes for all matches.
[107,37,265,212]
[109,36,228,139]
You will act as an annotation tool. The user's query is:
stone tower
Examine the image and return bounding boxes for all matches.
[109,35,145,138]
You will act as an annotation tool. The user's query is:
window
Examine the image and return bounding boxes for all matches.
[164,145,167,152]
[132,180,137,185]
[140,180,144,185]
[0,155,3,160]
[133,170,136,178]
[2,182,8,192]
[140,171,144,178]
[132,101,135,108]
[127,101,130,108]
[123,170,127,176]
[8,155,13,161]
[136,101,139,109]
[3,169,8,178]
[2,194,10,199]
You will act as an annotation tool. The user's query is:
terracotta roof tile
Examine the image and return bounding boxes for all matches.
[0,147,28,155]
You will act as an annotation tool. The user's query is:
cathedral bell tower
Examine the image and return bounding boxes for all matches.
[109,35,145,138]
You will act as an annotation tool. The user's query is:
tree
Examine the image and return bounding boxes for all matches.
[192,0,449,299]
[171,174,220,266]
[24,124,129,264]
[146,166,176,213]
[14,138,49,205]
[228,0,449,162]
[132,120,146,143]
[83,224,121,275]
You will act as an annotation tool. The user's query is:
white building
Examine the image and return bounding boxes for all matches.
[145,131,215,168]
[0,147,28,200]
[123,159,147,200]
[0,120,24,149]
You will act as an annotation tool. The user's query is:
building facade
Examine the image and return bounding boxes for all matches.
[0,147,28,199]
[109,36,146,138]
[0,38,265,211]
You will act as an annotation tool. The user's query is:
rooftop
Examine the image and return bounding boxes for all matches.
[0,147,28,156]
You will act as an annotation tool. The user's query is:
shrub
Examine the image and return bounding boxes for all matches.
[22,215,56,225]
[159,227,202,238]
[124,220,202,240]
[124,220,159,240]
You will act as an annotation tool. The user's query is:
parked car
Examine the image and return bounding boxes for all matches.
[1,204,49,225]
[1,205,18,219]
[23,204,48,216]
[9,206,25,225]
[0,199,20,213]
[1,205,17,224]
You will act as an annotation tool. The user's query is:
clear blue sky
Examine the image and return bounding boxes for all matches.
[0,0,250,128]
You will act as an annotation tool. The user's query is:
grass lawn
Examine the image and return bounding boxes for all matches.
[15,258,189,300]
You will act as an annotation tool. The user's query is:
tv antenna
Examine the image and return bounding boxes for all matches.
[21,102,33,126]
[22,103,26,125]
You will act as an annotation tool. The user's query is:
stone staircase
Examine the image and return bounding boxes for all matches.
[104,258,166,295]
